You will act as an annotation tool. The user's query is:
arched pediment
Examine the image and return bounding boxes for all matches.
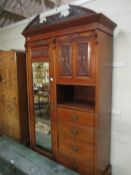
[22,5,116,37]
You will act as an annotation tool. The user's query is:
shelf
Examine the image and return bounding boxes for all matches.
[57,101,95,113]
[57,85,95,113]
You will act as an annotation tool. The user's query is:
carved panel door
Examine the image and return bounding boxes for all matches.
[74,32,96,85]
[56,32,96,85]
[56,36,73,84]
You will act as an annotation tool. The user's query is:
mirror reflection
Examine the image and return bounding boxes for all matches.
[32,62,51,152]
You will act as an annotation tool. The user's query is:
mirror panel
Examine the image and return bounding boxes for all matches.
[32,62,52,152]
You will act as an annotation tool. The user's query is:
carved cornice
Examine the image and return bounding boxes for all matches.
[22,5,117,37]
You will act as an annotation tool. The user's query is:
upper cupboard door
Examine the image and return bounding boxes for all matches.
[56,32,96,85]
[56,36,73,83]
[74,32,96,85]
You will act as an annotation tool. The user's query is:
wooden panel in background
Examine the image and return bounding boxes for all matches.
[0,51,29,144]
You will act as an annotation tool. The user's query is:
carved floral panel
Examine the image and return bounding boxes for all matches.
[59,44,72,76]
[32,47,48,58]
[77,43,89,76]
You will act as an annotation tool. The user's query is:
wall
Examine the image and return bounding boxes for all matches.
[0,19,29,51]
[84,1,131,175]
[0,0,131,174]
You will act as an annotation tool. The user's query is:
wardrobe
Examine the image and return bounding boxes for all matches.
[23,5,116,175]
[0,51,29,144]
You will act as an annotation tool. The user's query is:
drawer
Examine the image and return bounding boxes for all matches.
[58,153,94,175]
[58,137,94,162]
[57,107,94,127]
[58,121,94,144]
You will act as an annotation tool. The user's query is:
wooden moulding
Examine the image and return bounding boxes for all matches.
[22,5,117,37]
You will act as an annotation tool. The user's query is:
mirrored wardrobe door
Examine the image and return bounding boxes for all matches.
[32,61,52,152]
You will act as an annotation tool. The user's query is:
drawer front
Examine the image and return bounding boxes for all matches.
[58,121,94,144]
[58,153,94,175]
[57,107,94,127]
[58,137,94,162]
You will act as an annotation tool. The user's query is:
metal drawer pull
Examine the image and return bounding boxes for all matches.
[70,128,79,136]
[71,163,78,171]
[71,114,79,120]
[72,146,79,152]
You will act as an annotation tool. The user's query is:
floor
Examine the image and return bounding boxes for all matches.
[0,136,79,175]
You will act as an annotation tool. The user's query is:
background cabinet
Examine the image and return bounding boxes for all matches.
[0,51,29,144]
[23,5,116,175]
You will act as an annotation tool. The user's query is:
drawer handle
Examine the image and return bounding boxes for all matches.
[71,115,79,120]
[70,128,79,136]
[71,163,78,171]
[72,146,79,152]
